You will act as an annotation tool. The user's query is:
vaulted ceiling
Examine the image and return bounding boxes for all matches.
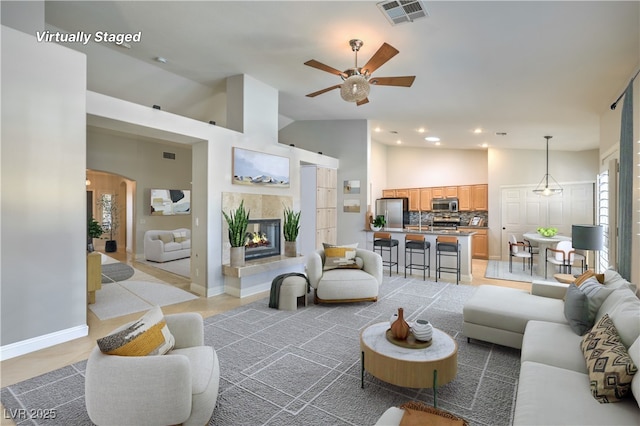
[43,1,639,151]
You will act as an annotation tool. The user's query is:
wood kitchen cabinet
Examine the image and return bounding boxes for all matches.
[458,185,471,211]
[382,189,396,197]
[408,188,420,211]
[459,227,488,259]
[419,188,432,211]
[471,184,488,210]
[444,186,458,198]
[394,189,409,198]
[431,187,444,199]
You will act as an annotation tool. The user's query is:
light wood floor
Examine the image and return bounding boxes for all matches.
[0,251,527,413]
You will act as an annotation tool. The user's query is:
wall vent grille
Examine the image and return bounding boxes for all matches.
[163,152,176,160]
[377,0,429,26]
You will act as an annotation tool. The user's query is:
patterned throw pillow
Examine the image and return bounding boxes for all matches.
[581,314,638,403]
[323,246,359,270]
[97,305,175,356]
[159,233,173,244]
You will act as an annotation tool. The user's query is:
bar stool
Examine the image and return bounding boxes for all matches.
[435,236,460,284]
[373,232,399,276]
[404,234,431,280]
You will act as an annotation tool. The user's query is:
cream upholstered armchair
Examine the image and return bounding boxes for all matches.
[307,248,383,304]
[85,312,220,426]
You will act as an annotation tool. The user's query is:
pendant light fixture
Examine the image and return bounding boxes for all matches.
[533,135,563,196]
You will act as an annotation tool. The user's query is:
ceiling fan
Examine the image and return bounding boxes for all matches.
[304,39,416,106]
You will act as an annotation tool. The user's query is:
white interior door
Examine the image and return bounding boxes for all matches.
[500,183,594,260]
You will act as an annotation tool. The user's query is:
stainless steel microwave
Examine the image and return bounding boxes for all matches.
[432,198,459,212]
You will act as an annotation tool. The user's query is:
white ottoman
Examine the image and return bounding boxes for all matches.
[278,275,308,311]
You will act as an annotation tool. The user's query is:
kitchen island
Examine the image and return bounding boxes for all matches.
[363,228,476,282]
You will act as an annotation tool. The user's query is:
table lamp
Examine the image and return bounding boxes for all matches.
[571,225,603,272]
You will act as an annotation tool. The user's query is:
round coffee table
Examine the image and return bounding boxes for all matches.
[360,322,458,407]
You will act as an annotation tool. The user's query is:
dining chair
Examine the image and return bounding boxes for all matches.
[509,235,533,275]
[545,240,575,279]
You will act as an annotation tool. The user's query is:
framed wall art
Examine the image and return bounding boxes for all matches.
[232,147,290,188]
[343,180,360,194]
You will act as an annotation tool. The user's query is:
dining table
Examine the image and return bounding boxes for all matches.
[522,232,572,258]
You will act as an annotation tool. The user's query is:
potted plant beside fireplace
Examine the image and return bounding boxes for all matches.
[283,206,301,257]
[223,200,250,267]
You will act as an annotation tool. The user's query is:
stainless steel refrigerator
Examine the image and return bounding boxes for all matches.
[375,198,409,228]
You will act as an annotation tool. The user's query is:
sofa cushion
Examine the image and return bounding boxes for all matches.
[164,241,183,252]
[181,239,191,250]
[628,337,640,408]
[522,320,587,374]
[463,285,567,335]
[581,314,638,403]
[97,305,175,356]
[514,361,640,425]
[564,283,591,335]
[603,269,635,292]
[159,233,174,244]
[596,287,640,348]
[579,277,615,324]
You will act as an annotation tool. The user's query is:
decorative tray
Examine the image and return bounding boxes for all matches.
[385,329,432,349]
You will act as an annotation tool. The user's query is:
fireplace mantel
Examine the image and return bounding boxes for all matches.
[222,254,305,298]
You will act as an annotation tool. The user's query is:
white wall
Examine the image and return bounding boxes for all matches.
[1,26,88,357]
[384,147,489,191]
[279,119,369,246]
[370,141,388,209]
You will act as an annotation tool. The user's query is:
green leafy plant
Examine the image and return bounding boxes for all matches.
[283,206,301,242]
[223,200,250,247]
[87,217,104,240]
[537,227,558,237]
[373,215,386,228]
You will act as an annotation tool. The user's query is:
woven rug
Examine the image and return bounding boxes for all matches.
[484,259,553,283]
[100,262,135,283]
[1,276,520,426]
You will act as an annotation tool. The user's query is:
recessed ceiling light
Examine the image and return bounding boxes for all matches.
[473,128,483,134]
[481,143,488,148]
[434,141,441,146]
[396,140,402,145]
[374,127,381,132]
[417,127,425,133]
[425,136,440,142]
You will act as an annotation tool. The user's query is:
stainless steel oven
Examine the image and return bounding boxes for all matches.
[431,198,459,213]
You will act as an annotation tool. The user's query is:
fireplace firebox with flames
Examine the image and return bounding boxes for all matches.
[244,219,281,261]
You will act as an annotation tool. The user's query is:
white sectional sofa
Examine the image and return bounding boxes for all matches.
[144,228,191,262]
[463,270,640,425]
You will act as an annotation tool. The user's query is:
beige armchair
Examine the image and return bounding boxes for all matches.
[85,312,220,426]
[307,248,383,304]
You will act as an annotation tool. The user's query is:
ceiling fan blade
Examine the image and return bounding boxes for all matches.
[306,85,341,98]
[361,43,399,75]
[304,60,347,77]
[369,76,416,87]
[356,97,369,106]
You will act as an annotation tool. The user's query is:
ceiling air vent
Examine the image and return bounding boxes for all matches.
[377,0,429,26]
[163,152,176,160]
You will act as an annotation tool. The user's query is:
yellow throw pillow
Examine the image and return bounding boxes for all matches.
[323,247,359,270]
[97,305,175,356]
[581,314,637,403]
[173,231,187,243]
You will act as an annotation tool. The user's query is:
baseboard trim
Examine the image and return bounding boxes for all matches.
[0,325,89,361]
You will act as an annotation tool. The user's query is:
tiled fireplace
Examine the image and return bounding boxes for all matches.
[244,219,281,261]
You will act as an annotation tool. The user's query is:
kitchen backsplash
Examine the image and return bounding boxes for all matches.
[408,211,488,227]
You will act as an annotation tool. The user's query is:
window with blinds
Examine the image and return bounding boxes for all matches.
[597,171,610,272]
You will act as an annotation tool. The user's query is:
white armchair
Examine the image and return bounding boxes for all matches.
[85,313,220,426]
[307,248,383,304]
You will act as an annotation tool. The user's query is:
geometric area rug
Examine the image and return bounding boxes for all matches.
[1,275,521,426]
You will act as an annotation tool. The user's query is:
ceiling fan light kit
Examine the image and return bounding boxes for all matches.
[305,39,415,106]
[533,135,563,196]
